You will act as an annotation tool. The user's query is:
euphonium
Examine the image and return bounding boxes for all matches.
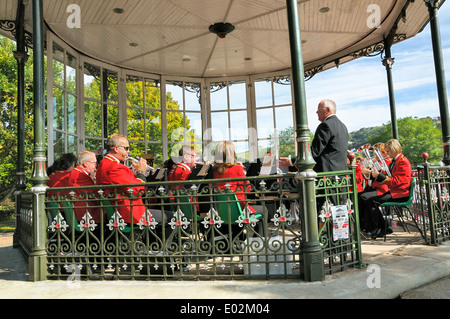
[357,143,391,177]
[357,144,376,170]
[372,143,391,177]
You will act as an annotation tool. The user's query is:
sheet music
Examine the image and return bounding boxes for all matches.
[260,155,275,175]
[155,167,166,180]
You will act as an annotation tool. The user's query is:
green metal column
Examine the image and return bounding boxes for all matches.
[425,0,450,165]
[285,0,324,281]
[382,41,399,140]
[14,0,28,192]
[28,0,49,281]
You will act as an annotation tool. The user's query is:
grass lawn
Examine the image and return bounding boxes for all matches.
[0,218,15,233]
[0,198,16,233]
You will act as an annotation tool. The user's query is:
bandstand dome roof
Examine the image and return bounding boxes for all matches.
[0,0,438,78]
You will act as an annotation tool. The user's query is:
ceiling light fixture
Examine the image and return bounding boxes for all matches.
[209,22,235,38]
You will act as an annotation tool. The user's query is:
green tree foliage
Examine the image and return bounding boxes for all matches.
[349,116,443,167]
[367,116,443,167]
[277,126,295,157]
[125,78,191,165]
[348,126,384,150]
[0,35,34,198]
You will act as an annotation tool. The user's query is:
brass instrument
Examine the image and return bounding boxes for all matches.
[358,144,376,172]
[127,156,156,177]
[357,143,391,177]
[372,143,391,177]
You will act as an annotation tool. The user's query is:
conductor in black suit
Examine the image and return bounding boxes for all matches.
[311,99,349,208]
[279,99,348,173]
[311,99,348,173]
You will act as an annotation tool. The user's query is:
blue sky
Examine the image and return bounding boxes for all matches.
[305,2,450,134]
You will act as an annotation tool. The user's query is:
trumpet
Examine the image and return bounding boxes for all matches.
[127,156,156,177]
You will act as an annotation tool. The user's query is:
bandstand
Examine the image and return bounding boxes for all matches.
[1,0,449,282]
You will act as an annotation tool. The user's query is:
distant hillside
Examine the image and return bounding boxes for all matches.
[348,125,385,151]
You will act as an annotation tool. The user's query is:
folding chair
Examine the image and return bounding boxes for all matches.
[61,200,84,233]
[379,177,424,241]
[215,193,262,224]
[47,199,83,233]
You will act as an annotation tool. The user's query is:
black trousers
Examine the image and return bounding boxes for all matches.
[358,190,408,232]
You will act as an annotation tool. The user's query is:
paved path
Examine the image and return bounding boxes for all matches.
[400,275,450,299]
[1,226,450,300]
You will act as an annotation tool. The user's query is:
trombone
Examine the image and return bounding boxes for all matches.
[127,156,156,177]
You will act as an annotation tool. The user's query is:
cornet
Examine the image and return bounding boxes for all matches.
[127,156,156,177]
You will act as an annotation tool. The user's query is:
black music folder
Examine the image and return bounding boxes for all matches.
[146,167,167,182]
[188,164,211,180]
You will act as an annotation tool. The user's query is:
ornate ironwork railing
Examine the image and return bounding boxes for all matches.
[14,170,361,281]
[15,191,33,257]
[14,160,450,281]
[315,170,363,274]
[43,175,303,280]
[414,164,450,245]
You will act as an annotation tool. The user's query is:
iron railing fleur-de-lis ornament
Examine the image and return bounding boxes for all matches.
[106,211,127,231]
[49,212,68,232]
[79,212,97,231]
[169,208,190,229]
[236,206,258,227]
[201,207,224,228]
[318,198,332,223]
[271,203,295,226]
[138,209,159,229]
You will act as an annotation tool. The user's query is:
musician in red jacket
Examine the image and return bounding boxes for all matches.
[47,153,77,187]
[359,139,412,238]
[212,141,265,236]
[168,145,196,183]
[47,153,77,198]
[68,151,101,223]
[213,141,258,214]
[95,134,149,224]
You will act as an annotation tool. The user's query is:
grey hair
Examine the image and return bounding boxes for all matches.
[105,134,127,152]
[77,151,95,165]
[321,99,337,114]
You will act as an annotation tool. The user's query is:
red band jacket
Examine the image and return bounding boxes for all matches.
[168,163,191,183]
[47,170,71,198]
[213,164,256,213]
[375,153,411,199]
[68,167,101,223]
[95,154,146,223]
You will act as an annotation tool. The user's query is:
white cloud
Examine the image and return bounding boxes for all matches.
[304,3,450,134]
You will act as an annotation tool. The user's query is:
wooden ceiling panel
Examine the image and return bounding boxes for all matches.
[0,0,17,20]
[1,0,434,78]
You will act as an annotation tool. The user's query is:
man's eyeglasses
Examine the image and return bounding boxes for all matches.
[118,146,130,151]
